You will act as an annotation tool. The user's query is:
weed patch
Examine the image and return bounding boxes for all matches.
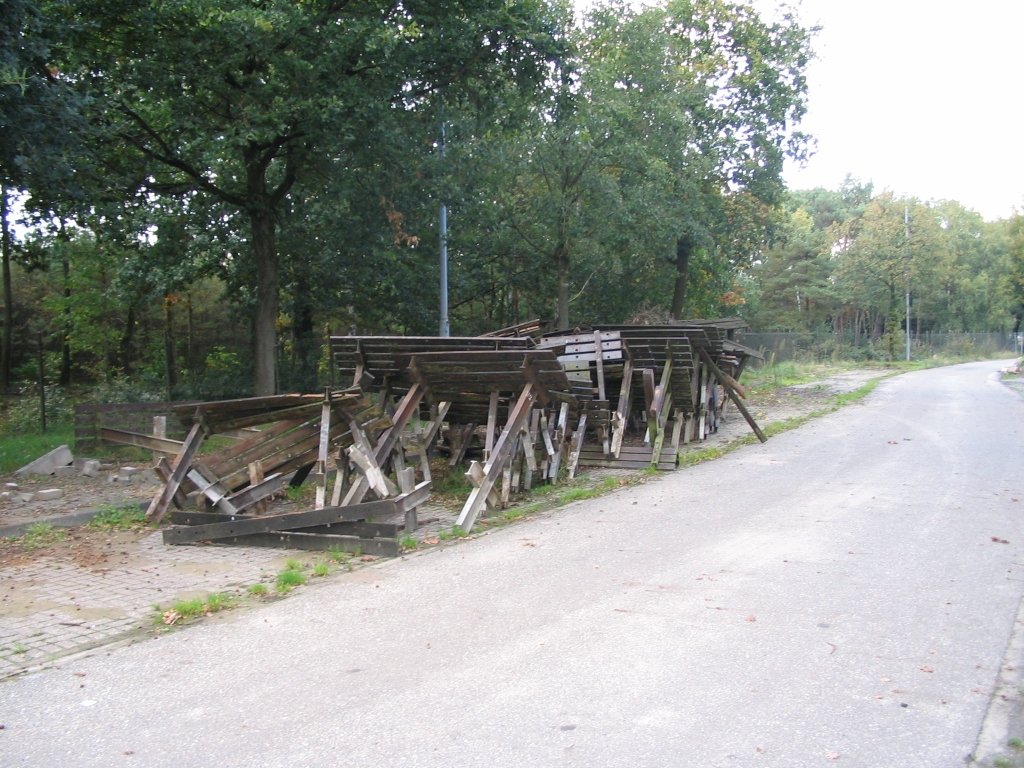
[276,568,306,592]
[248,583,268,596]
[20,522,66,550]
[399,536,418,551]
[88,504,147,530]
[159,592,236,625]
[312,562,330,577]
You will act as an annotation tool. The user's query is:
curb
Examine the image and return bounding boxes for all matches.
[0,501,148,540]
[972,580,1024,765]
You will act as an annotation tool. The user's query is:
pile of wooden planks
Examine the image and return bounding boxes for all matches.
[146,387,437,556]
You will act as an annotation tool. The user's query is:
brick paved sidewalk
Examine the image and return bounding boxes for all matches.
[0,532,289,676]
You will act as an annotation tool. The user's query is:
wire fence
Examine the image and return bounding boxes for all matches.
[735,331,1022,365]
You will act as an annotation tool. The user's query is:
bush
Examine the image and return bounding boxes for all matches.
[3,385,74,434]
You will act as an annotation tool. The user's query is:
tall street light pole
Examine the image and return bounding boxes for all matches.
[439,119,450,338]
[905,202,911,362]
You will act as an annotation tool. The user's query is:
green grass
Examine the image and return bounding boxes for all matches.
[276,568,306,592]
[20,522,66,550]
[284,558,302,571]
[399,535,418,551]
[248,583,268,596]
[87,503,148,530]
[993,757,1014,768]
[312,562,330,577]
[438,525,469,540]
[1009,738,1023,750]
[326,545,348,563]
[12,643,27,655]
[0,428,75,474]
[284,485,307,503]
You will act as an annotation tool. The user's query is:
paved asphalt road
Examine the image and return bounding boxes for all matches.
[3,360,1024,767]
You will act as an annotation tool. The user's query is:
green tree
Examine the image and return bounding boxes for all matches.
[63,0,561,394]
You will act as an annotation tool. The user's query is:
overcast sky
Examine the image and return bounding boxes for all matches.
[755,0,1024,220]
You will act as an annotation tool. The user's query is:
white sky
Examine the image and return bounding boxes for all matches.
[755,0,1024,220]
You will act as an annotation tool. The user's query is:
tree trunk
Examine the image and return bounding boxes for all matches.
[60,259,72,386]
[119,305,136,375]
[0,187,12,393]
[164,294,177,397]
[250,207,278,396]
[555,244,570,331]
[186,292,194,372]
[670,234,694,320]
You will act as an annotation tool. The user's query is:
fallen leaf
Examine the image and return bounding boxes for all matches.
[929,650,936,654]
[887,441,897,445]
[919,666,933,673]
[826,751,840,759]
[880,677,891,682]
[423,538,439,545]
[360,555,376,562]
[161,610,180,626]
[874,695,884,699]
[745,615,756,622]
[521,542,535,547]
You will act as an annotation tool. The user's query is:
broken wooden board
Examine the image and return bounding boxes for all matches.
[163,482,430,544]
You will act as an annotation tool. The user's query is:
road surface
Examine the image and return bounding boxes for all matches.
[3,360,1024,767]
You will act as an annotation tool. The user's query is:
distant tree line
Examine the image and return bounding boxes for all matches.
[1,0,1018,402]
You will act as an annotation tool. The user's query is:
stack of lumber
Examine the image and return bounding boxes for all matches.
[147,387,435,556]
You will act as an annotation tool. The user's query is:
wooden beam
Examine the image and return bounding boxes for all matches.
[456,383,536,532]
[315,388,332,510]
[611,358,632,459]
[484,390,499,462]
[228,471,285,513]
[154,457,189,510]
[593,331,607,401]
[698,347,766,443]
[100,427,183,454]
[164,482,430,544]
[146,420,205,524]
[567,413,588,479]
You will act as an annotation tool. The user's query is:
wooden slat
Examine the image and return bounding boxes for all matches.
[215,532,398,556]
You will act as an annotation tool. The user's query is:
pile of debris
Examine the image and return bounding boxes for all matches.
[62,316,766,550]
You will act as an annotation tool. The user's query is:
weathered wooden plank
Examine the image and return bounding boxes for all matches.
[314,389,332,510]
[456,383,536,532]
[147,421,206,524]
[698,347,766,443]
[168,511,400,539]
[99,427,183,454]
[567,413,588,480]
[163,484,429,544]
[214,531,399,556]
[227,471,285,512]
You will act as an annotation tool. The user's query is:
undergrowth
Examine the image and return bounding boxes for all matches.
[88,503,148,530]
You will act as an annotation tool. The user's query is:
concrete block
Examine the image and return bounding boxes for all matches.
[98,461,115,470]
[15,445,74,476]
[35,489,64,501]
[81,460,101,478]
[16,493,34,503]
[53,466,76,477]
[0,492,10,501]
[140,468,160,485]
[5,482,19,489]
[120,466,140,477]
[107,474,118,484]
